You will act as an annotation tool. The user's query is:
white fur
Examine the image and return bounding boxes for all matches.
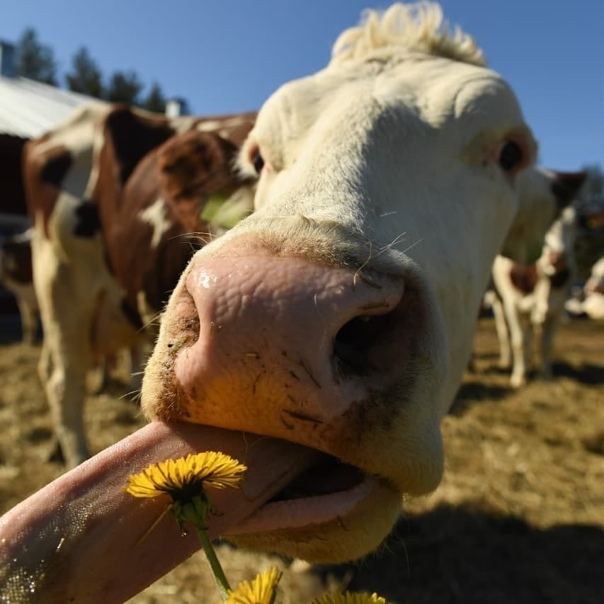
[138,198,171,248]
[236,3,535,417]
[330,2,485,67]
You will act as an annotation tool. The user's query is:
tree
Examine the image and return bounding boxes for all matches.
[105,70,143,105]
[142,82,167,113]
[15,28,57,84]
[65,47,103,98]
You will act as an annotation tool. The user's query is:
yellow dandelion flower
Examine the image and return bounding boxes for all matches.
[125,451,247,499]
[225,567,283,604]
[126,451,246,533]
[126,451,248,600]
[311,592,389,604]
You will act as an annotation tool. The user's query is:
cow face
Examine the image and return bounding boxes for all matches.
[141,4,537,563]
[502,168,587,264]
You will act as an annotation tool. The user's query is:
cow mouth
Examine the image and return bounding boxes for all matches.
[223,445,389,536]
[270,454,365,500]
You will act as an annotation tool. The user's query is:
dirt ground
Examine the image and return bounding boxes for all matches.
[0,316,602,603]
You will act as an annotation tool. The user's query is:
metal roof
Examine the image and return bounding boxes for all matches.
[0,75,106,139]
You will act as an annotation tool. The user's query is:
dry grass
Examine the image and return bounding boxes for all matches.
[0,317,602,603]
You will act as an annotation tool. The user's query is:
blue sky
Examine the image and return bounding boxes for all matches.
[2,0,602,171]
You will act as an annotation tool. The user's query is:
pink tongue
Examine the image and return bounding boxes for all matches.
[0,421,320,603]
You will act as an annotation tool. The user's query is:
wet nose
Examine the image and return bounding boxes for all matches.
[173,254,413,428]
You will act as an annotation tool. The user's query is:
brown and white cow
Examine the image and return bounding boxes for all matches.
[23,103,255,467]
[470,167,586,373]
[0,3,580,601]
[491,203,581,387]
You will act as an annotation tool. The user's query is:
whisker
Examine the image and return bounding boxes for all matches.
[138,311,163,335]
[401,238,424,255]
[120,388,142,403]
[353,240,373,287]
[378,231,407,255]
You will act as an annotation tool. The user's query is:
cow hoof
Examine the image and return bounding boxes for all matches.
[510,375,526,389]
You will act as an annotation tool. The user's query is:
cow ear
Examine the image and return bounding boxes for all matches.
[104,106,174,186]
[550,170,588,209]
[157,131,237,201]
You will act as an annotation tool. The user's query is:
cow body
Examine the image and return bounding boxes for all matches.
[491,206,578,387]
[24,104,255,466]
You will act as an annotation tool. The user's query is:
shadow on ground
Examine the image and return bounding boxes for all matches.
[314,505,604,604]
[449,379,512,416]
[550,361,604,385]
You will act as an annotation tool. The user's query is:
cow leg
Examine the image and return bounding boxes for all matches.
[522,318,535,381]
[38,326,92,467]
[32,240,95,467]
[538,314,558,381]
[491,295,511,369]
[35,342,65,462]
[504,301,528,388]
[16,298,38,345]
[87,352,110,395]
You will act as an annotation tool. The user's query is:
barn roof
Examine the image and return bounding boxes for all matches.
[0,75,105,139]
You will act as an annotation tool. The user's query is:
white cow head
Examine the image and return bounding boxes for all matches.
[142,2,537,563]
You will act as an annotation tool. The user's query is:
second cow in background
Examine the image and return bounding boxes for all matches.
[23,104,256,467]
[490,169,587,387]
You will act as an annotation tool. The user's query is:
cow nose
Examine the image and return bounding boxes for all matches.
[172,254,415,427]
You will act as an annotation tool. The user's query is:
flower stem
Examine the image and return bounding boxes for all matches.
[197,525,231,600]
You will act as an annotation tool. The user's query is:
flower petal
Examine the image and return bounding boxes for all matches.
[226,567,282,604]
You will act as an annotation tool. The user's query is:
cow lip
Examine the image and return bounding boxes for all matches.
[223,449,388,535]
[226,475,383,536]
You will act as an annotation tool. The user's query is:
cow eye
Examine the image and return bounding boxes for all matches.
[252,151,265,175]
[498,141,523,172]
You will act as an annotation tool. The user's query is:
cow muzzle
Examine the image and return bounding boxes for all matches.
[141,241,446,561]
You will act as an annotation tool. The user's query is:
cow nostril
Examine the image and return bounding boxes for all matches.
[333,312,396,377]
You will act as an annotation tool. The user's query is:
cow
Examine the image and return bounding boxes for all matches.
[468,167,587,374]
[566,256,604,320]
[0,228,39,343]
[491,205,580,387]
[23,103,256,467]
[0,3,581,601]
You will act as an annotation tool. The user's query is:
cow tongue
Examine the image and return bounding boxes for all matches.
[0,421,321,604]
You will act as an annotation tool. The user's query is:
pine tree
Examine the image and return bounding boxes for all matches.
[15,28,57,84]
[65,47,104,98]
[105,70,143,105]
[142,82,167,113]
